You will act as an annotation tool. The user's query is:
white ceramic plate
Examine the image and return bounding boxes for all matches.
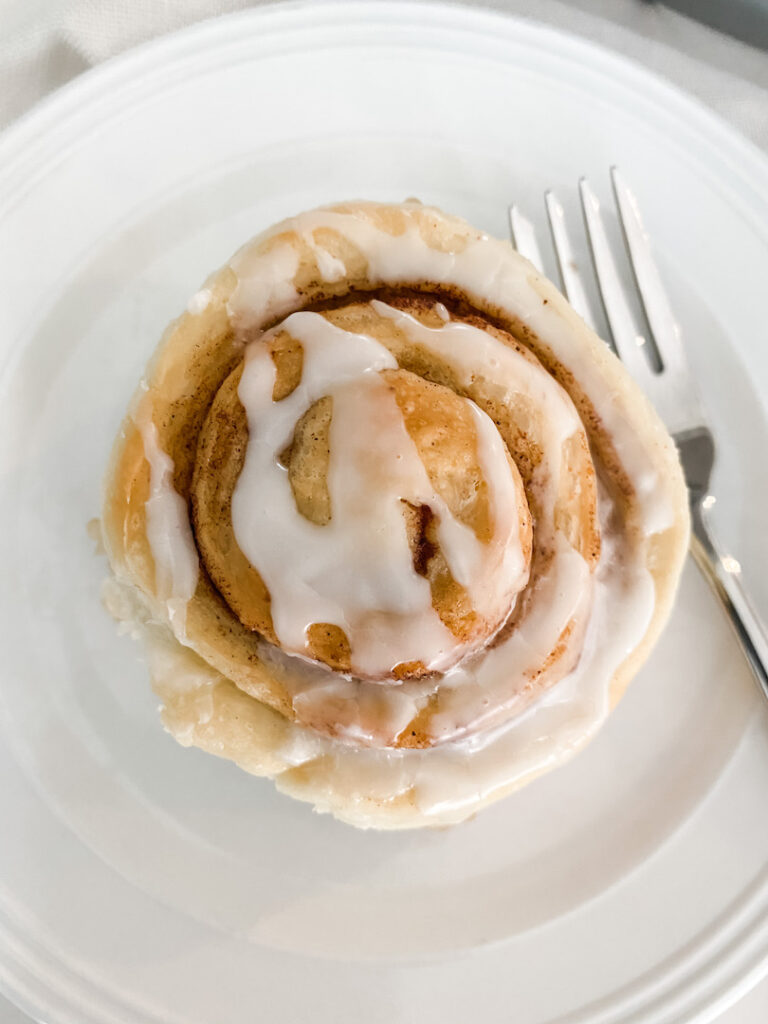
[1,3,768,1022]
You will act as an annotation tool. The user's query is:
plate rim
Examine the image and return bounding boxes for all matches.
[1,0,768,223]
[1,3,768,1023]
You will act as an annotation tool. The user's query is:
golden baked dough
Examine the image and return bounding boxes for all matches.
[102,200,689,829]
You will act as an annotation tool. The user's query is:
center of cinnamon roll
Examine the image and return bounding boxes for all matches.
[192,299,532,681]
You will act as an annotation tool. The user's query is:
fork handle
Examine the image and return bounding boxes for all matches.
[690,505,768,702]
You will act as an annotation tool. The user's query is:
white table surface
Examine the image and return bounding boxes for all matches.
[0,1,766,1021]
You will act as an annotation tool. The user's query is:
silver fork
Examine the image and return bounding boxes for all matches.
[509,168,768,700]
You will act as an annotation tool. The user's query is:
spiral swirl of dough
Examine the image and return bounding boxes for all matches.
[102,201,688,827]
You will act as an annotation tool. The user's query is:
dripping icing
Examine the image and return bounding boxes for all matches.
[146,480,656,827]
[134,400,199,638]
[227,205,676,535]
[231,311,529,679]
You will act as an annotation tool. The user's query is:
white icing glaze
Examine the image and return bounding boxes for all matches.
[231,310,529,678]
[134,400,199,637]
[187,288,213,315]
[369,299,581,515]
[144,481,655,828]
[301,230,347,282]
[222,300,601,745]
[228,239,301,326]
[226,204,676,534]
[273,537,593,748]
[282,484,654,825]
[427,533,593,739]
[105,202,685,828]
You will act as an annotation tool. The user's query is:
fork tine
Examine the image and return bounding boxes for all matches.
[508,204,544,273]
[610,167,685,376]
[544,190,597,331]
[579,177,654,382]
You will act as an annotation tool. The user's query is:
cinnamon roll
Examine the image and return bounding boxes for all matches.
[101,200,689,828]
